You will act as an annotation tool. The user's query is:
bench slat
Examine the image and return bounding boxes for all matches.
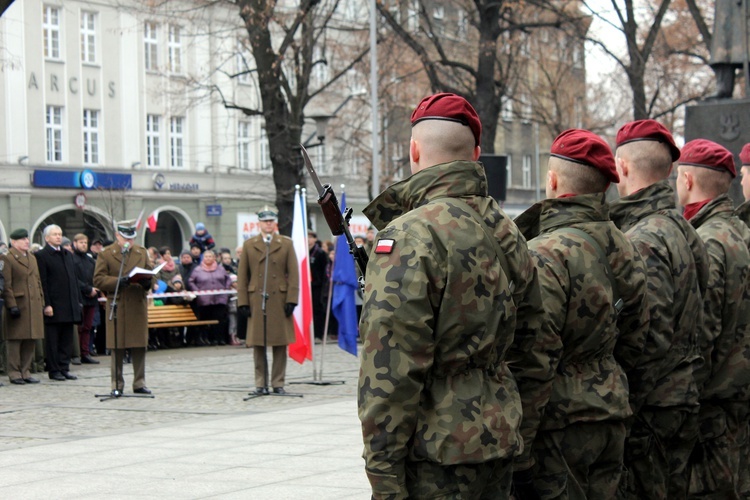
[146,305,218,329]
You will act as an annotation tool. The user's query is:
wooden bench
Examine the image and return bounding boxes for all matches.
[147,304,219,329]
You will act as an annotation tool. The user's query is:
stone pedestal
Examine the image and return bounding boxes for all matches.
[684,99,750,204]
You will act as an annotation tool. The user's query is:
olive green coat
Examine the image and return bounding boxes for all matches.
[93,243,151,349]
[1,248,45,340]
[237,234,299,346]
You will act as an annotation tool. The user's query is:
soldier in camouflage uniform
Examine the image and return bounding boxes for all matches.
[735,143,750,227]
[735,142,750,499]
[609,120,708,499]
[358,93,556,499]
[514,129,650,499]
[677,139,750,499]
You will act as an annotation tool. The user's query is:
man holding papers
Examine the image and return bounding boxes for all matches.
[94,218,153,396]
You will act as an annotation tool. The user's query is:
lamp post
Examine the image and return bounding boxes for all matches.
[303,114,334,148]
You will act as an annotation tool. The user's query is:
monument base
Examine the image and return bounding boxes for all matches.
[685,99,749,204]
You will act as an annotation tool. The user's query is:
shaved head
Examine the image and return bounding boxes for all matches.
[616,140,673,181]
[410,120,479,174]
[548,156,609,196]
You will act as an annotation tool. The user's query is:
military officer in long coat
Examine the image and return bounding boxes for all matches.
[93,219,153,396]
[237,208,299,395]
[1,228,44,385]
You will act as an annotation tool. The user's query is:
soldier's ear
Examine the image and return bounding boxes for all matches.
[684,170,694,191]
[548,170,558,193]
[616,156,628,179]
[410,138,420,163]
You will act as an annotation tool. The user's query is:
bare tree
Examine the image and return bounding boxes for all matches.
[375,0,571,154]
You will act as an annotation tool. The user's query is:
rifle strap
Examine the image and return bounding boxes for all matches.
[561,227,623,314]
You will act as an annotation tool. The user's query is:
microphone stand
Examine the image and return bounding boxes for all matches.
[96,244,154,402]
[245,234,302,400]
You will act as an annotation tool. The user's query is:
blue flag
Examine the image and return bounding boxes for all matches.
[332,193,360,356]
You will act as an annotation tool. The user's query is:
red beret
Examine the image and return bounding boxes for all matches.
[616,119,680,162]
[550,129,619,183]
[679,139,736,178]
[740,143,750,165]
[411,93,482,146]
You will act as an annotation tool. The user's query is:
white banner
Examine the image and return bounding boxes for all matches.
[237,213,260,247]
[348,215,372,238]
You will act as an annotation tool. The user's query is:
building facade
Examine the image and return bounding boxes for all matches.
[0,0,371,251]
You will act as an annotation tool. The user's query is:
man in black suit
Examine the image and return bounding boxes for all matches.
[35,224,83,381]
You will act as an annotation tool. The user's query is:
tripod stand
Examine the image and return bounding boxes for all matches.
[96,243,154,402]
[245,235,302,400]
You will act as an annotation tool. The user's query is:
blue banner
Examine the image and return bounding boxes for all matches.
[32,169,131,190]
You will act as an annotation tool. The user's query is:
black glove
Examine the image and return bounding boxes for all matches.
[238,305,251,318]
[284,303,296,317]
[9,306,21,318]
[512,469,541,500]
[139,278,152,290]
[118,277,130,288]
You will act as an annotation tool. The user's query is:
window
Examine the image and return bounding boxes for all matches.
[574,97,583,129]
[237,121,250,169]
[433,6,445,36]
[456,9,468,38]
[260,126,271,171]
[522,154,533,189]
[146,114,161,167]
[144,22,158,71]
[407,0,419,33]
[506,154,512,187]
[43,5,61,59]
[501,96,513,122]
[82,109,100,165]
[312,46,329,85]
[520,93,532,123]
[46,106,63,163]
[80,11,96,63]
[168,25,182,74]
[170,116,184,168]
[236,41,252,84]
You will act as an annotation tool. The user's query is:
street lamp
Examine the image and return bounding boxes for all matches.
[304,114,334,148]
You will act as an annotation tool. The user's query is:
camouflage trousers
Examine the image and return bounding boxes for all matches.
[531,421,626,500]
[403,456,512,499]
[618,406,699,500]
[688,401,750,499]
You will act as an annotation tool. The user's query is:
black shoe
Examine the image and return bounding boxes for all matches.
[49,373,66,381]
[255,387,269,395]
[23,377,40,384]
[134,387,152,394]
[10,378,25,385]
[71,357,82,365]
[81,355,100,364]
[62,372,78,380]
[273,387,286,394]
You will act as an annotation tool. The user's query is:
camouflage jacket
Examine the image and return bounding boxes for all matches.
[734,199,750,228]
[690,194,750,403]
[515,193,649,431]
[358,161,555,498]
[610,180,707,411]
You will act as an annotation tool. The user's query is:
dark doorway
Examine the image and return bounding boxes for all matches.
[34,209,110,245]
[144,211,185,254]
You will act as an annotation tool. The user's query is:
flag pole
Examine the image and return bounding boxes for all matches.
[290,185,345,387]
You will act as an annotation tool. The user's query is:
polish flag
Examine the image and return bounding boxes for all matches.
[289,188,312,364]
[147,210,160,233]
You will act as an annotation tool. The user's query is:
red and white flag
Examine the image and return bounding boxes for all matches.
[147,209,160,233]
[289,188,313,364]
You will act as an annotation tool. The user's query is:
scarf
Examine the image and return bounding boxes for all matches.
[162,255,175,272]
[201,260,218,272]
[683,199,711,221]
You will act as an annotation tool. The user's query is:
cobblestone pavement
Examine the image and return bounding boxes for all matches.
[0,342,361,450]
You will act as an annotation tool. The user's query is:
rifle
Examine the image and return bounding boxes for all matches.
[300,145,368,291]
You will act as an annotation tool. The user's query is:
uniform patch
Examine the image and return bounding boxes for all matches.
[375,239,395,254]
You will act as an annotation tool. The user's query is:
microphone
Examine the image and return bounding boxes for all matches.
[264,235,271,246]
[121,242,131,254]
